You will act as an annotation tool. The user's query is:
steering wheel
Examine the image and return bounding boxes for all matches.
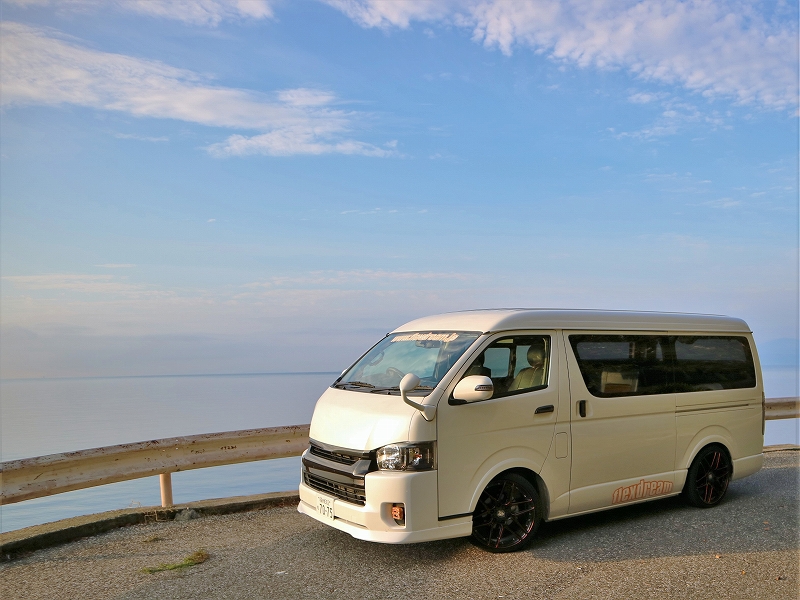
[385,367,406,380]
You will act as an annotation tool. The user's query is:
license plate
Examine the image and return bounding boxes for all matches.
[317,494,335,522]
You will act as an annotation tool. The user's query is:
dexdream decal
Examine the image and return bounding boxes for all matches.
[612,479,674,504]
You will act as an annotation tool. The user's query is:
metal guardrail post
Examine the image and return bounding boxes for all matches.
[160,473,173,508]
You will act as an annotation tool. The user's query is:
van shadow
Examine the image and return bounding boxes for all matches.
[341,456,798,565]
[258,455,796,575]
[528,459,799,563]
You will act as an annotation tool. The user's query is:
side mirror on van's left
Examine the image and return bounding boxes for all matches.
[453,375,494,403]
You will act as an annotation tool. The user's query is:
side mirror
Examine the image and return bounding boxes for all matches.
[399,373,436,421]
[453,375,494,403]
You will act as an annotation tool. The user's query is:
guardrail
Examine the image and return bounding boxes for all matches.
[1,425,309,507]
[1,398,797,509]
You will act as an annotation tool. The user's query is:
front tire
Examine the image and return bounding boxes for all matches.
[683,444,732,508]
[470,472,541,553]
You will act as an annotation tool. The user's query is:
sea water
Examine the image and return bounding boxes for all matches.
[1,367,797,532]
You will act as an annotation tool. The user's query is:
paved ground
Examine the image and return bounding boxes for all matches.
[2,451,798,600]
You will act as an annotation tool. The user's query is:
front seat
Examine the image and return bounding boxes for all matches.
[508,341,547,391]
[464,353,491,378]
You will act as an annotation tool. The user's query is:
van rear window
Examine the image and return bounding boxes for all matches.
[569,335,756,397]
[673,336,756,392]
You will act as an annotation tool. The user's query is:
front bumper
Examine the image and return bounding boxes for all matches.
[298,470,472,544]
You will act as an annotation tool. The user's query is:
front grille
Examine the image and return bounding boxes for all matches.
[304,472,366,506]
[309,443,360,466]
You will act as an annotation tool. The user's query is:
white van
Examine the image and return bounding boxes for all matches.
[297,310,764,552]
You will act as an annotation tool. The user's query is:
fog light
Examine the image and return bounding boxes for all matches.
[391,503,405,525]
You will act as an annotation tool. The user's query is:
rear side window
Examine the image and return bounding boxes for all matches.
[570,335,670,397]
[569,334,756,397]
[673,336,756,392]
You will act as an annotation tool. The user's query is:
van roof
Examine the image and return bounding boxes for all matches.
[393,309,751,334]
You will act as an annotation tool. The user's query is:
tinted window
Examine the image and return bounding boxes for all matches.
[570,335,671,397]
[673,336,756,391]
[461,335,550,398]
[569,334,756,397]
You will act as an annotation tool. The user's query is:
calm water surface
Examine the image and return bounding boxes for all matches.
[1,368,797,532]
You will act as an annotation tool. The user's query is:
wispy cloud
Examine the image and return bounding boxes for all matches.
[701,198,743,209]
[326,0,798,112]
[122,0,274,25]
[3,273,165,296]
[628,91,665,104]
[113,133,169,143]
[95,263,136,268]
[0,22,390,157]
[6,0,274,26]
[208,130,394,158]
[614,97,727,139]
[242,269,468,290]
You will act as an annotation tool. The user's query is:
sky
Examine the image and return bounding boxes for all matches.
[1,0,798,378]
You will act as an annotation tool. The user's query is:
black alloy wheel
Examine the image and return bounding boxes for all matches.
[683,444,732,508]
[471,472,541,553]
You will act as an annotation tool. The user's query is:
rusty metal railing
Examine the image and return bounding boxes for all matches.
[1,398,797,509]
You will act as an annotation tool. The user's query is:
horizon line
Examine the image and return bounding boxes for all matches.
[0,371,341,383]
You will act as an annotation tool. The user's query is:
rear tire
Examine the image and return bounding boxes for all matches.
[683,444,732,508]
[470,472,541,553]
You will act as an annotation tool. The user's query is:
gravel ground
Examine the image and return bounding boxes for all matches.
[3,451,798,600]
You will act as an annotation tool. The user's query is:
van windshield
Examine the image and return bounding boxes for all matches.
[336,331,481,393]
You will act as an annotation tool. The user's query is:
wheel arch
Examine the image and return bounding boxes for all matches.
[678,425,735,472]
[506,467,551,521]
[468,463,551,521]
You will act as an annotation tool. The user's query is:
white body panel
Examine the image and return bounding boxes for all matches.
[299,309,764,544]
[564,330,678,514]
[436,330,560,517]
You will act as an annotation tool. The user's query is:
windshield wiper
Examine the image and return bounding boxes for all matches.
[334,380,375,389]
[373,384,435,393]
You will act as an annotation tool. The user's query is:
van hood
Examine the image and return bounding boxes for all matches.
[308,386,422,451]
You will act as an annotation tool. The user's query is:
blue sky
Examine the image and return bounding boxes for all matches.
[1,0,798,377]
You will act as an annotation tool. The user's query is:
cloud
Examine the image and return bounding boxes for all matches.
[701,198,743,208]
[326,0,798,112]
[3,273,164,296]
[242,269,468,290]
[113,133,169,142]
[121,0,273,25]
[5,0,274,26]
[614,97,727,139]
[628,92,664,104]
[208,130,393,158]
[0,22,388,157]
[96,263,136,268]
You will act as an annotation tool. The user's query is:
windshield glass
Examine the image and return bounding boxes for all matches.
[336,331,481,393]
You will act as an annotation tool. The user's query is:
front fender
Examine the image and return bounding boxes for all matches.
[467,446,546,513]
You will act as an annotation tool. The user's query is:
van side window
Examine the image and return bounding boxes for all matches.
[569,335,671,397]
[569,335,757,397]
[673,336,756,391]
[462,335,550,398]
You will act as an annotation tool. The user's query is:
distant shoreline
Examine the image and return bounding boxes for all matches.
[0,371,341,383]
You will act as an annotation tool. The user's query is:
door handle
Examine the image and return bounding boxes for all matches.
[578,400,587,418]
[534,404,554,415]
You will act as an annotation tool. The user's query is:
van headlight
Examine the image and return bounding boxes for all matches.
[376,442,436,471]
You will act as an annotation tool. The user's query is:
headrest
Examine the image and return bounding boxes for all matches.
[527,342,546,366]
